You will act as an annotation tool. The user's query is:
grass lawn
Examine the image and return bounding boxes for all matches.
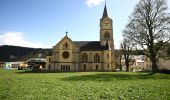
[0,69,170,100]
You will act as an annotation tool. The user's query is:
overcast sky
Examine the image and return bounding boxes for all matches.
[0,0,170,49]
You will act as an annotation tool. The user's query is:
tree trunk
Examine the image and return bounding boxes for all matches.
[126,65,129,72]
[119,55,122,71]
[152,58,158,73]
[120,65,122,71]
[125,61,129,71]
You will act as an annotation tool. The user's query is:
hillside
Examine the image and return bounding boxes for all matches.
[0,45,52,62]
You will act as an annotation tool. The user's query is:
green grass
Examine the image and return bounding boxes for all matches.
[0,69,170,100]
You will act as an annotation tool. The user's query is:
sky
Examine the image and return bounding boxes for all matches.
[0,0,170,49]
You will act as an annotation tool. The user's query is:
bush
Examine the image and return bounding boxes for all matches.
[158,69,170,74]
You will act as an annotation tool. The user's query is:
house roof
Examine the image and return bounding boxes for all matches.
[74,41,109,51]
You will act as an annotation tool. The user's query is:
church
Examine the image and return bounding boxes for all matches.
[46,4,115,71]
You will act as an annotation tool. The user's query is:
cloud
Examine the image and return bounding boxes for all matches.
[0,32,49,48]
[86,0,104,7]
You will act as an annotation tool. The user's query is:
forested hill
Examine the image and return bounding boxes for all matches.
[0,45,52,62]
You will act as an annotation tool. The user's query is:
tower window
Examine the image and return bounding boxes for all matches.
[105,23,109,26]
[104,31,110,38]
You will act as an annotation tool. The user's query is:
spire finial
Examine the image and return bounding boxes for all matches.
[66,31,68,36]
[102,0,108,19]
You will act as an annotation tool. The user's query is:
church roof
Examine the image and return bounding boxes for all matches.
[74,41,109,51]
[102,3,108,19]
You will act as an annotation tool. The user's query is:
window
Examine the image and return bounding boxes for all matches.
[68,65,70,70]
[61,65,63,70]
[107,54,109,58]
[107,64,110,68]
[48,65,51,70]
[62,51,70,59]
[83,64,86,70]
[82,53,88,62]
[61,65,71,71]
[94,53,100,62]
[63,42,69,49]
[49,58,51,62]
[104,31,110,38]
[96,65,98,70]
[63,65,65,70]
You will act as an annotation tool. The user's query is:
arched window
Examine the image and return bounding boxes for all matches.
[61,65,70,71]
[83,64,86,70]
[107,64,110,68]
[107,54,109,58]
[48,65,51,70]
[68,65,70,70]
[82,53,88,62]
[49,58,51,62]
[96,65,98,70]
[63,42,70,49]
[94,53,100,62]
[104,31,110,38]
[61,65,63,70]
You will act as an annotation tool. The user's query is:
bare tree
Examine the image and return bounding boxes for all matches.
[123,0,170,73]
[120,38,134,71]
[115,49,123,71]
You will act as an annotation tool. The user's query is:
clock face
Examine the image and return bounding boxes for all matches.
[103,22,110,29]
[62,51,69,59]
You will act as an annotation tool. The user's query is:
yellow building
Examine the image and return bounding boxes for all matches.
[46,4,115,71]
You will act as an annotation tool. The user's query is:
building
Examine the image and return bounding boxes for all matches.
[46,4,115,71]
[121,55,145,71]
[0,62,4,68]
[144,44,170,70]
[27,58,46,70]
[2,62,24,69]
[144,57,170,70]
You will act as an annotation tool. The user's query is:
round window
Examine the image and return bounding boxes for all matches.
[62,51,69,59]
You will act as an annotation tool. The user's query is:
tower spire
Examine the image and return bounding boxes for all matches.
[102,0,108,19]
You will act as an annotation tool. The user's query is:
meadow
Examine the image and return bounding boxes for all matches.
[0,69,169,100]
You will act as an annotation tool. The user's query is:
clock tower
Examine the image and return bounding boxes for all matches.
[100,3,114,50]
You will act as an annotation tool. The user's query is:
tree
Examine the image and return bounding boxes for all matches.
[123,0,170,73]
[168,46,170,55]
[120,38,134,71]
[115,49,123,71]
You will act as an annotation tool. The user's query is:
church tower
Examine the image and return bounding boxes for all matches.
[100,3,114,50]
